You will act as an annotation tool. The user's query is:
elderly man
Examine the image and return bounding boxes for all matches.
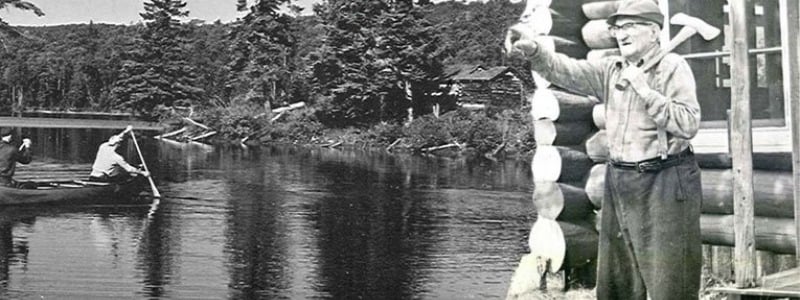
[89,126,149,182]
[510,0,702,299]
[0,127,32,187]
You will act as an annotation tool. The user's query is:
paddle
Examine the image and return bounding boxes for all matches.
[128,127,161,199]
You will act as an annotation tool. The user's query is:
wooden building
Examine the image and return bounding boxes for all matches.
[441,64,528,112]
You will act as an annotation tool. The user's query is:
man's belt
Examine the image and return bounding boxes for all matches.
[609,147,693,173]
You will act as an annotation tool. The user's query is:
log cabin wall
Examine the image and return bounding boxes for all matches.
[524,0,799,288]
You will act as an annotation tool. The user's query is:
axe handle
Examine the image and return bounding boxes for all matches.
[614,26,699,90]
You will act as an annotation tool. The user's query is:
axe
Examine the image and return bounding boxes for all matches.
[615,12,721,90]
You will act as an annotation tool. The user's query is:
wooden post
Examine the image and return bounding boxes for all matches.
[780,0,800,264]
[729,0,757,288]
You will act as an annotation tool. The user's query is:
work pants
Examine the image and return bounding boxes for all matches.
[597,157,702,300]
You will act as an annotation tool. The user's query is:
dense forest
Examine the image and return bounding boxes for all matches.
[0,1,520,115]
[0,0,548,155]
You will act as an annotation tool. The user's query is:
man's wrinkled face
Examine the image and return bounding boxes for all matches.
[610,16,659,61]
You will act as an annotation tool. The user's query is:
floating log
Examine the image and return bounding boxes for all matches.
[531,146,594,183]
[581,19,616,49]
[422,143,460,152]
[592,103,605,129]
[585,130,608,163]
[155,127,188,139]
[189,131,217,141]
[386,138,402,152]
[0,117,163,131]
[701,214,797,255]
[695,152,794,171]
[587,48,621,61]
[584,164,605,209]
[582,1,621,20]
[182,117,210,130]
[702,169,795,218]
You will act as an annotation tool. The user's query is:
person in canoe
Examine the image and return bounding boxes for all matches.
[88,126,150,183]
[0,127,32,187]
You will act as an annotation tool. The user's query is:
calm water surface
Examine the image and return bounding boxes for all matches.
[0,129,536,299]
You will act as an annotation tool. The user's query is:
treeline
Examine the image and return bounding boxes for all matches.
[1,0,518,114]
[1,0,533,154]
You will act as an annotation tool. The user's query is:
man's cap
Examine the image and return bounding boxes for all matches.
[0,127,15,137]
[606,0,664,28]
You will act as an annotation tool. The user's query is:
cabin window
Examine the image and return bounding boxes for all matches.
[665,0,798,152]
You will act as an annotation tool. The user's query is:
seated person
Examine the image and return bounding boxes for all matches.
[0,127,32,187]
[89,126,149,182]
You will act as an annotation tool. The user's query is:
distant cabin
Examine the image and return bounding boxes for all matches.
[440,64,528,112]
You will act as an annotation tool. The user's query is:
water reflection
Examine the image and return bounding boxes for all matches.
[0,129,537,299]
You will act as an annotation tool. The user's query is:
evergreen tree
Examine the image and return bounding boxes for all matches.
[111,0,205,117]
[312,0,443,127]
[226,0,295,114]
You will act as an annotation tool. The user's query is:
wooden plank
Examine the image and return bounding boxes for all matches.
[0,117,163,131]
[729,0,757,288]
[780,0,800,266]
[761,267,800,289]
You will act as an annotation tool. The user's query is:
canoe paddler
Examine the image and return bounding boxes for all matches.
[0,127,32,187]
[89,125,150,183]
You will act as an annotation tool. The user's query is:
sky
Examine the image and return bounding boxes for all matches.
[0,0,479,26]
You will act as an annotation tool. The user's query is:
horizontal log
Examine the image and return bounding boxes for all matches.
[592,104,605,129]
[701,214,797,255]
[581,19,617,49]
[533,118,596,147]
[702,169,795,218]
[556,183,596,221]
[560,219,599,271]
[532,181,595,221]
[582,1,621,19]
[532,146,594,183]
[585,164,605,208]
[533,119,556,146]
[695,152,794,171]
[585,130,608,163]
[584,167,796,218]
[550,89,597,122]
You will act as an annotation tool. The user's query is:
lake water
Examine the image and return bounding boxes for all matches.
[0,129,536,299]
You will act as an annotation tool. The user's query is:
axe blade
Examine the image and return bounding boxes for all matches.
[670,12,721,40]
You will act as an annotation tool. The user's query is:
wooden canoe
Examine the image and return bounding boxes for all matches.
[0,178,146,206]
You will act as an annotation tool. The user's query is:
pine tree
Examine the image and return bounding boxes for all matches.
[226,0,295,114]
[312,0,443,126]
[111,0,205,117]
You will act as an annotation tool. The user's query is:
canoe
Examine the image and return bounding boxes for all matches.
[0,178,146,206]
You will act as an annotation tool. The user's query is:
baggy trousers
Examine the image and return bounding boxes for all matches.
[596,157,702,300]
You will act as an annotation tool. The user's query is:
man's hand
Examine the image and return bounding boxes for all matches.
[140,170,150,178]
[123,125,133,135]
[21,138,32,149]
[619,66,651,96]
